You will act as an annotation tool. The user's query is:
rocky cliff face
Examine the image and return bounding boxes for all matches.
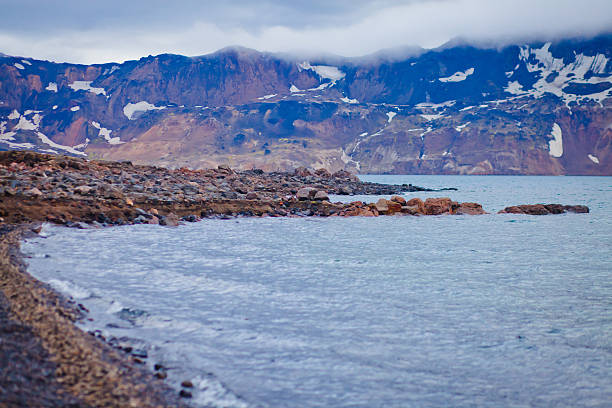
[1,36,611,174]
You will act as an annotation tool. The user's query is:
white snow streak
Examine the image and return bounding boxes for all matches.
[45,82,58,92]
[588,154,600,164]
[439,68,474,82]
[69,81,106,96]
[123,101,165,120]
[92,121,123,145]
[549,123,563,157]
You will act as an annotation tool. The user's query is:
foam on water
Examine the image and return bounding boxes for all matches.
[22,176,612,407]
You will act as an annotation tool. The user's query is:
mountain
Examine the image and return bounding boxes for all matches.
[1,35,611,174]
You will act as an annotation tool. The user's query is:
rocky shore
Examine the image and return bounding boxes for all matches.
[0,224,189,407]
[0,151,475,227]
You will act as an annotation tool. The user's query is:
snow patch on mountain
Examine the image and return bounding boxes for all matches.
[92,121,123,145]
[386,112,396,123]
[421,114,445,121]
[455,122,471,132]
[69,81,106,96]
[123,101,166,120]
[549,123,563,157]
[258,94,277,100]
[416,101,456,110]
[45,82,58,92]
[588,154,600,164]
[299,62,345,82]
[70,106,80,112]
[1,110,86,155]
[20,59,32,66]
[341,97,358,104]
[511,42,612,105]
[308,82,332,91]
[103,65,119,75]
[14,63,24,70]
[439,68,474,82]
[36,131,86,156]
[290,85,301,93]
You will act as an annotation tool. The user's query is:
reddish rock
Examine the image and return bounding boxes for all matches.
[401,205,422,215]
[338,201,378,217]
[390,195,407,205]
[386,200,402,215]
[456,202,486,215]
[424,197,459,215]
[375,198,389,213]
[405,198,425,213]
[296,187,316,200]
[499,204,589,215]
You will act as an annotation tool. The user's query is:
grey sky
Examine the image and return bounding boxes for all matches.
[1,0,611,63]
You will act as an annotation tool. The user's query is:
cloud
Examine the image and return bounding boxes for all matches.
[1,0,611,63]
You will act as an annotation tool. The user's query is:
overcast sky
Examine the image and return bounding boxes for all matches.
[1,0,611,64]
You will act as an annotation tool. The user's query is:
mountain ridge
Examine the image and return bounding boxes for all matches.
[1,34,611,174]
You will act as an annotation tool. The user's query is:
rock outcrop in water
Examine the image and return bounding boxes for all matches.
[499,204,590,215]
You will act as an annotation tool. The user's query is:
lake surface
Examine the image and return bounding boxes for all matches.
[23,176,612,407]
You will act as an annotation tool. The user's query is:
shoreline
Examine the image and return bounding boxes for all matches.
[0,223,189,407]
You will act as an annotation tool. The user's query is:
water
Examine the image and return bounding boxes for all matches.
[22,176,612,407]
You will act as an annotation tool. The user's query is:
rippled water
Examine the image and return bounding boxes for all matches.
[23,176,612,407]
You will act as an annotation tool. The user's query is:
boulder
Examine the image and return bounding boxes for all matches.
[405,198,425,214]
[424,197,459,215]
[564,205,589,213]
[245,191,259,200]
[375,198,389,213]
[160,213,179,227]
[296,187,316,201]
[313,190,329,201]
[390,195,407,205]
[499,204,550,215]
[386,200,402,215]
[401,205,422,215]
[456,202,486,215]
